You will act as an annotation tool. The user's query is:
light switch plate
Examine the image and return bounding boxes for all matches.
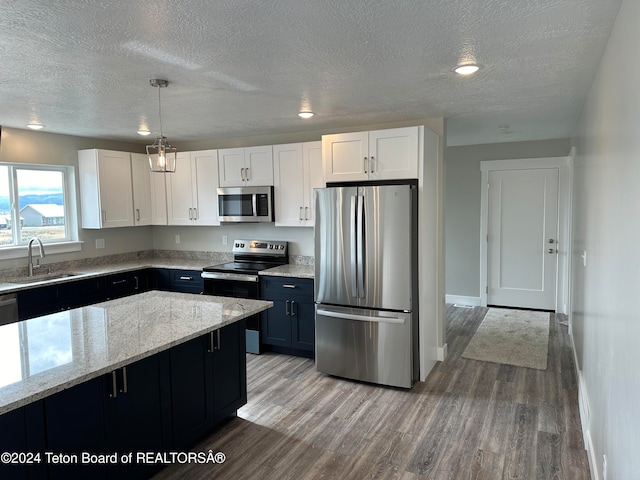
[95,239,105,249]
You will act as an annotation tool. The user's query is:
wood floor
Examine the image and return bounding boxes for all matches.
[152,305,591,479]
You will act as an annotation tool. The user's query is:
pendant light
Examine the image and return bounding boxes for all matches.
[146,79,177,173]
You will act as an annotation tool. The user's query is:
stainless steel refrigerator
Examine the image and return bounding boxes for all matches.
[314,183,419,388]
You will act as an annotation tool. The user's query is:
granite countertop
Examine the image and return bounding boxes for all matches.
[260,264,314,279]
[0,257,314,294]
[0,290,272,415]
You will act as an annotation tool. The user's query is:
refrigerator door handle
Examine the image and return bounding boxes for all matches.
[356,194,365,298]
[350,195,358,298]
[316,308,406,325]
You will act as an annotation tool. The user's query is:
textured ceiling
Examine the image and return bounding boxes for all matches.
[0,0,622,147]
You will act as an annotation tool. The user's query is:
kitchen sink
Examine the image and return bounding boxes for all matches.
[8,272,82,284]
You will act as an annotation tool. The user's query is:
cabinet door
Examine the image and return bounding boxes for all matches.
[0,407,29,480]
[273,143,305,226]
[322,131,369,182]
[44,376,109,480]
[149,167,168,225]
[97,150,135,228]
[60,277,105,309]
[169,335,215,449]
[131,153,152,226]
[218,148,245,187]
[105,356,167,480]
[303,141,323,225]
[192,150,220,226]
[291,296,315,352]
[244,145,273,186]
[165,152,196,225]
[212,320,247,422]
[368,126,419,180]
[260,297,291,347]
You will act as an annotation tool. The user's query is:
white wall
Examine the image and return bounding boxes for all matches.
[570,0,640,478]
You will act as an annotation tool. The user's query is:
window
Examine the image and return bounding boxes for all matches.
[0,163,74,247]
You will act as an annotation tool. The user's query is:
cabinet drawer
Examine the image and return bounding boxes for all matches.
[260,276,313,298]
[169,269,204,293]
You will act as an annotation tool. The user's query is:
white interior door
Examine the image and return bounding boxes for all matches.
[487,168,559,310]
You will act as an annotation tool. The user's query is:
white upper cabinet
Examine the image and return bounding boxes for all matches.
[218,145,273,186]
[131,153,152,226]
[166,150,220,226]
[273,141,323,227]
[78,149,135,229]
[322,126,421,183]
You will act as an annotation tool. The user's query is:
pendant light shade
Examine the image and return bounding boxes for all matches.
[147,79,177,173]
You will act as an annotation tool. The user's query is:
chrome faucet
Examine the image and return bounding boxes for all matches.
[27,237,45,276]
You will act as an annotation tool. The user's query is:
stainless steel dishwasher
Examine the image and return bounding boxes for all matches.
[0,293,18,326]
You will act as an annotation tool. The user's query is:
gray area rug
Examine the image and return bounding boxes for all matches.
[462,308,550,370]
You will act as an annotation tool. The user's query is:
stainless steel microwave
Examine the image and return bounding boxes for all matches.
[217,186,274,223]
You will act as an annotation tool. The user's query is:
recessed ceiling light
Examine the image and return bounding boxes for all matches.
[137,129,152,136]
[298,111,314,119]
[26,123,45,130]
[454,64,481,75]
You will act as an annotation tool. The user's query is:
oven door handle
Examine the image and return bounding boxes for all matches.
[201,271,259,282]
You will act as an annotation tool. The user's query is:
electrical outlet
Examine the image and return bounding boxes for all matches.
[222,235,228,245]
[175,235,180,244]
[95,239,105,249]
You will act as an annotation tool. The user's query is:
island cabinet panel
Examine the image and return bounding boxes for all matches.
[104,354,168,480]
[44,376,109,480]
[168,334,215,449]
[212,320,247,421]
[260,277,315,356]
[168,319,247,448]
[0,402,46,480]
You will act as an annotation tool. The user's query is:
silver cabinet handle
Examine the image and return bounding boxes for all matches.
[179,276,193,281]
[548,248,556,254]
[304,206,309,220]
[291,300,296,316]
[112,279,127,285]
[207,331,215,352]
[363,157,368,173]
[285,299,290,316]
[136,208,140,221]
[245,167,250,181]
[299,207,303,220]
[120,366,128,393]
[134,276,139,290]
[241,167,246,181]
[283,284,297,289]
[215,330,221,350]
[194,207,198,220]
[109,371,118,398]
[370,155,375,173]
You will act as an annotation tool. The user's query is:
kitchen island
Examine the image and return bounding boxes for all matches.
[0,291,273,480]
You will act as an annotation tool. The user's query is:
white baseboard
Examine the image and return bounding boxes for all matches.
[569,319,597,480]
[445,295,482,306]
[437,343,448,361]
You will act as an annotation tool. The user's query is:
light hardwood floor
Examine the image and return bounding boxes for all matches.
[152,305,591,479]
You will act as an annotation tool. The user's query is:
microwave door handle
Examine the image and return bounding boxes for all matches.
[350,195,358,298]
[252,193,258,217]
[358,195,364,299]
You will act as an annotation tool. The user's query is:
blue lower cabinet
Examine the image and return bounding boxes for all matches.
[104,354,169,480]
[44,377,109,480]
[260,277,315,356]
[212,320,247,422]
[149,268,203,294]
[104,271,148,300]
[169,320,247,448]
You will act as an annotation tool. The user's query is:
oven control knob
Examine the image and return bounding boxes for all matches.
[280,245,284,250]
[269,244,274,249]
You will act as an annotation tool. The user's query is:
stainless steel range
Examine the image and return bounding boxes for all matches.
[201,239,288,353]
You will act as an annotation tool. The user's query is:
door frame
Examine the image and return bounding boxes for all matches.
[480,155,573,313]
